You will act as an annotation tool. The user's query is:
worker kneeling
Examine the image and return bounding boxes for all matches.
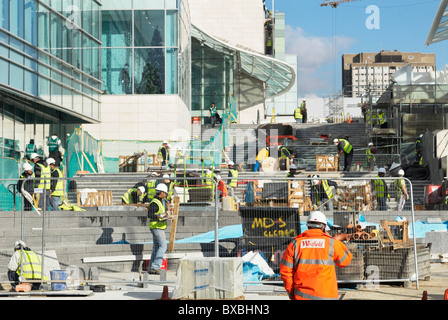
[280,211,352,300]
[7,241,47,291]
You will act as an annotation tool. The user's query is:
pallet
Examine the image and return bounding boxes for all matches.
[316,155,338,172]
[77,191,113,207]
[380,220,409,248]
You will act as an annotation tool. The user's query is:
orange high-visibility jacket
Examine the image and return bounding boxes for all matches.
[280,229,352,300]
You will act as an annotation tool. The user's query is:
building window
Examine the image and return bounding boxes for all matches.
[134,10,165,47]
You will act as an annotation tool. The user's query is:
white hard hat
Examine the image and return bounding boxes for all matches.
[307,211,327,227]
[368,142,374,146]
[155,183,168,193]
[46,158,55,165]
[311,174,320,185]
[303,98,306,101]
[228,161,234,166]
[163,140,168,144]
[333,139,339,145]
[162,174,170,179]
[138,186,145,194]
[23,163,33,171]
[215,175,221,181]
[14,240,26,249]
[30,153,39,160]
[398,169,405,176]
[419,134,423,138]
[377,109,382,113]
[378,168,386,174]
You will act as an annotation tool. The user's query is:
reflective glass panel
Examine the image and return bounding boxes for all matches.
[101,48,132,95]
[0,0,9,30]
[134,48,165,94]
[102,10,132,48]
[134,10,165,47]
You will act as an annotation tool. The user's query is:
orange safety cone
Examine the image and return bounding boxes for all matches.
[422,290,428,300]
[157,286,172,300]
[444,289,448,300]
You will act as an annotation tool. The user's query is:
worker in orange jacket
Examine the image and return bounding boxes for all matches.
[215,175,228,199]
[280,211,352,300]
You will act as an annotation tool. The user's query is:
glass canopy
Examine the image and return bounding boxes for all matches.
[426,0,448,45]
[190,24,296,98]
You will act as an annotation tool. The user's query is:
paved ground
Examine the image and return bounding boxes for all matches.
[1,262,447,301]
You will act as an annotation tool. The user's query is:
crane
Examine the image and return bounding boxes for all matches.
[320,0,360,8]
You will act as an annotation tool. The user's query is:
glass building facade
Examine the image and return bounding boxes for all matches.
[0,0,102,164]
[101,0,179,95]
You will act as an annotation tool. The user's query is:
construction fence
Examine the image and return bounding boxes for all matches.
[0,174,430,289]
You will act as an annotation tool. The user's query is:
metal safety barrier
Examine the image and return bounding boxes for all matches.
[0,172,426,290]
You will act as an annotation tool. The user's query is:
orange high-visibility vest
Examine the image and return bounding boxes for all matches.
[280,229,352,300]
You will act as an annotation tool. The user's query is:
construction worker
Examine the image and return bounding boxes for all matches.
[300,99,307,123]
[162,174,177,203]
[294,104,303,124]
[25,139,37,160]
[18,163,35,211]
[366,142,376,171]
[30,153,51,211]
[280,211,352,300]
[373,167,390,211]
[254,146,269,172]
[47,158,64,211]
[147,183,176,275]
[47,133,62,166]
[334,138,353,172]
[7,240,47,291]
[215,175,228,200]
[395,169,409,211]
[203,169,215,201]
[415,134,423,165]
[286,163,297,178]
[209,103,217,128]
[310,175,338,212]
[122,186,145,204]
[377,109,388,128]
[278,145,294,171]
[144,173,159,202]
[228,161,239,202]
[158,140,170,167]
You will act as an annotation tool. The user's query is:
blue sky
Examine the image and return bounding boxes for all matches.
[269,0,447,97]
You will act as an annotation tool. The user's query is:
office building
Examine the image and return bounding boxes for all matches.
[0,0,102,181]
[343,50,436,98]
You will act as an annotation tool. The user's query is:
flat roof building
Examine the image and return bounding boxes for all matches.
[343,50,436,98]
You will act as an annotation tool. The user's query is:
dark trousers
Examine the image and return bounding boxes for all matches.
[344,151,353,172]
[8,270,40,290]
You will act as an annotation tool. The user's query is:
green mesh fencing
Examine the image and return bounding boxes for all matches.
[66,127,103,177]
[0,158,22,211]
[65,115,232,176]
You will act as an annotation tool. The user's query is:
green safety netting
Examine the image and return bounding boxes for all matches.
[65,113,232,176]
[66,127,103,177]
[0,157,22,211]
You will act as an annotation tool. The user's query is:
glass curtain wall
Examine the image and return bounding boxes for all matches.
[101,0,179,95]
[191,37,234,123]
[0,0,102,120]
[0,99,74,161]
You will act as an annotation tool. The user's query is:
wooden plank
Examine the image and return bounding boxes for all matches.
[168,196,180,252]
